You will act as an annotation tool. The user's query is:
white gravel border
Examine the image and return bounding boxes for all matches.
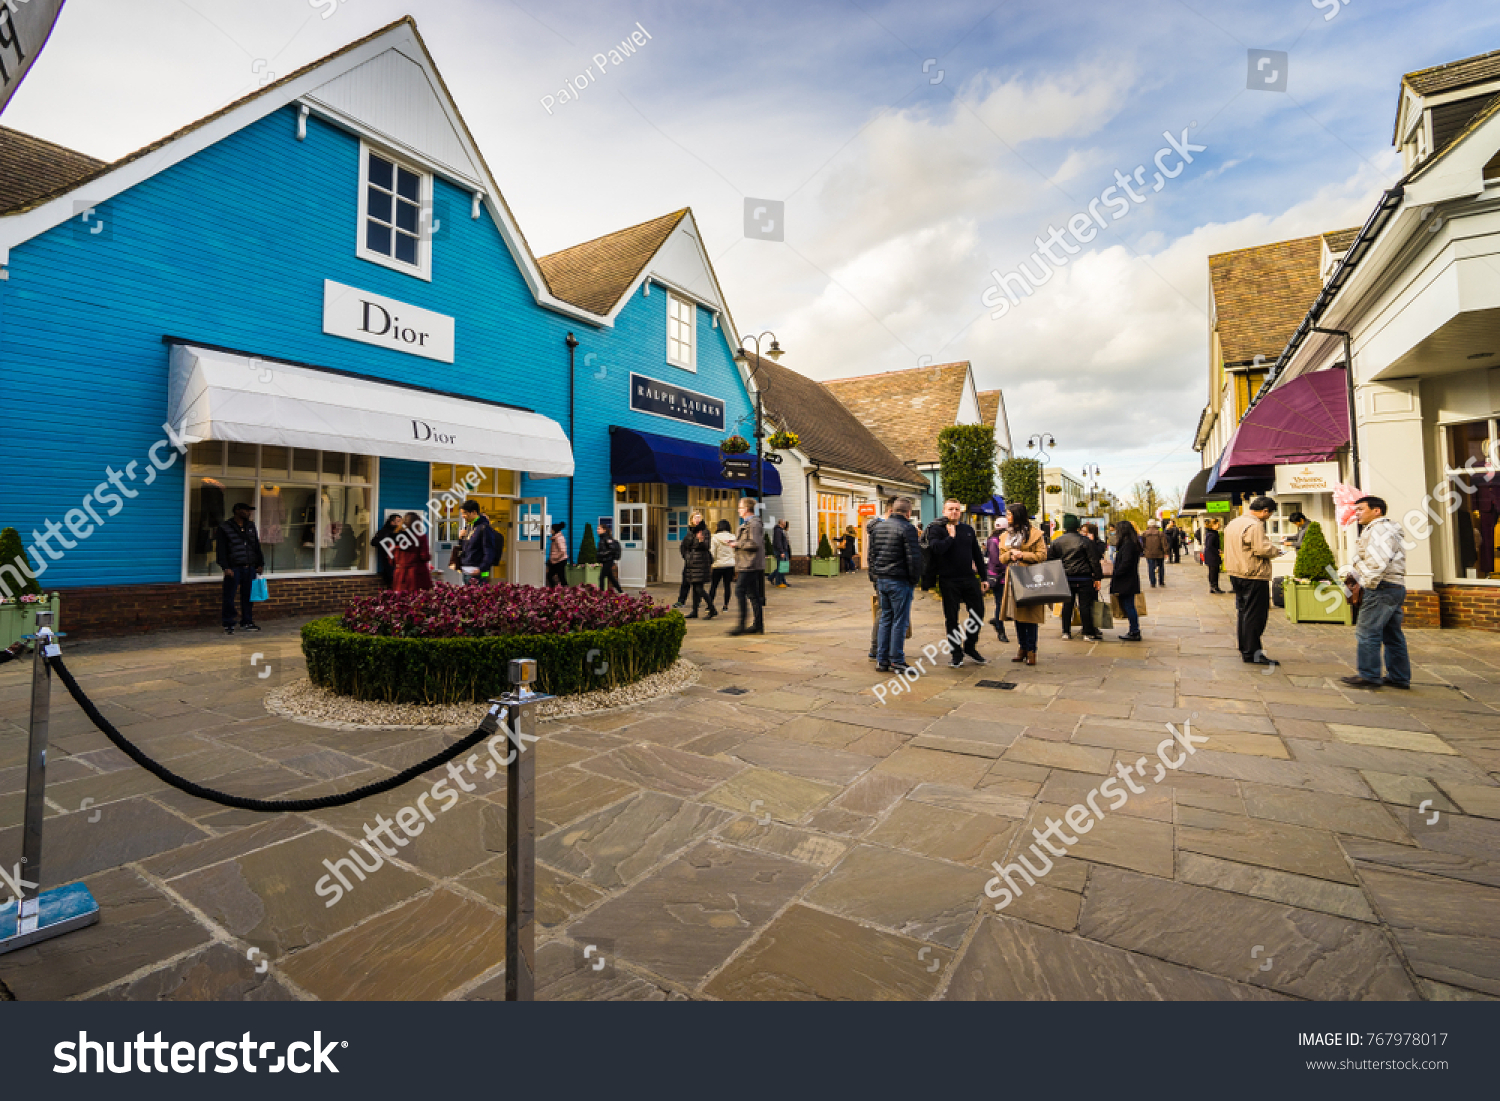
[264,659,700,731]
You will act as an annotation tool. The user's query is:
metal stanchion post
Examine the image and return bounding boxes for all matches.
[493,657,550,1001]
[1,610,99,955]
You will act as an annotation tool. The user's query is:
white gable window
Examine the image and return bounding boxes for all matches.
[667,291,696,370]
[358,144,431,279]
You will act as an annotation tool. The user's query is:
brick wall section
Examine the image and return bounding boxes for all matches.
[55,577,381,637]
[1403,589,1442,630]
[1436,585,1500,631]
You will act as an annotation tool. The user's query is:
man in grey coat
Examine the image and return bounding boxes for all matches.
[730,497,765,636]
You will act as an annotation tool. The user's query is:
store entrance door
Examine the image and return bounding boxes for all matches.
[616,503,647,588]
[514,498,546,587]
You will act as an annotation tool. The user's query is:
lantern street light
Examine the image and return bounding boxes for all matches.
[1028,433,1055,524]
[732,333,784,506]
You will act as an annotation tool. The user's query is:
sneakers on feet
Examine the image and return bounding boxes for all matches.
[240,623,261,632]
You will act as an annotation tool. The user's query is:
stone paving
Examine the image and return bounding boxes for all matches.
[2,560,1498,1001]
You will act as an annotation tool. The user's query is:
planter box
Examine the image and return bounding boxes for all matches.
[1285,578,1352,625]
[565,564,602,587]
[0,595,61,648]
[810,558,840,577]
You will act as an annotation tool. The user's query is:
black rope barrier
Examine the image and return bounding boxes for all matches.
[46,655,503,813]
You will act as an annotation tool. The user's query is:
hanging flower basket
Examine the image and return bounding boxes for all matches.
[719,435,750,455]
[767,429,800,451]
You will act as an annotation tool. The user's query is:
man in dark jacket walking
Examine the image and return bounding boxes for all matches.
[1049,514,1104,641]
[216,501,264,635]
[596,519,623,593]
[730,498,765,636]
[771,519,792,587]
[925,499,990,666]
[1203,518,1224,593]
[868,498,894,660]
[458,500,500,585]
[1142,521,1169,587]
[870,497,923,673]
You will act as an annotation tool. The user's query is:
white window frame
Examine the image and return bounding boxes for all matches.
[666,290,697,371]
[357,141,433,281]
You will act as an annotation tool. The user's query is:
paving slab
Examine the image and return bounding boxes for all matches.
[536,791,733,890]
[805,844,984,948]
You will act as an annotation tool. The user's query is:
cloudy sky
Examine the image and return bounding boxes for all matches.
[9,0,1498,498]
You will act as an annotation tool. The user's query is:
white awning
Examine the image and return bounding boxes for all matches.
[168,344,574,477]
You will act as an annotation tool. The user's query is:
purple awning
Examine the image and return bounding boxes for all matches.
[1218,368,1349,476]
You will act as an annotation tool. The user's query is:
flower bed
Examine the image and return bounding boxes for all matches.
[302,583,685,704]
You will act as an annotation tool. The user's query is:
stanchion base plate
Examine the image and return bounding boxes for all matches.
[0,882,100,955]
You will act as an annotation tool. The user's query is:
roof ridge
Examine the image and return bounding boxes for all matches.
[824,361,969,384]
[1404,47,1500,84]
[1207,233,1324,264]
[538,208,689,260]
[0,125,106,166]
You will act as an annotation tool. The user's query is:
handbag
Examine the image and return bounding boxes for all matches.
[777,558,791,574]
[1110,593,1147,617]
[249,577,269,602]
[1010,559,1070,606]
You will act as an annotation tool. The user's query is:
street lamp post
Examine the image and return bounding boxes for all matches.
[732,333,784,508]
[1028,433,1055,524]
[1082,463,1102,519]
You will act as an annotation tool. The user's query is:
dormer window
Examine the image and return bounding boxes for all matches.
[358,144,431,279]
[667,290,696,370]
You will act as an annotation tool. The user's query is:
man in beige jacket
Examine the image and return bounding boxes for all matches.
[1223,496,1283,665]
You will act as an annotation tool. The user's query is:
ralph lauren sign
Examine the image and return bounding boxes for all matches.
[323,279,455,363]
[630,373,725,431]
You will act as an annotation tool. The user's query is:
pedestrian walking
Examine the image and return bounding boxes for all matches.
[1223,496,1283,665]
[730,498,765,636]
[985,519,1011,644]
[1203,518,1225,593]
[1109,519,1144,641]
[674,510,706,606]
[392,511,434,591]
[926,499,990,666]
[215,501,264,636]
[596,519,623,592]
[771,517,793,587]
[545,521,570,587]
[868,498,895,660]
[839,525,858,573]
[372,513,401,588]
[457,501,499,586]
[1165,519,1182,564]
[996,503,1048,665]
[681,517,716,619]
[1142,520,1169,587]
[870,497,923,672]
[1340,496,1410,690]
[1050,514,1103,642]
[710,519,736,609]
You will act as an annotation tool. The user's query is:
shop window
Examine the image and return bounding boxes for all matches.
[430,464,517,568]
[818,493,850,555]
[185,445,377,579]
[1446,419,1500,581]
[667,291,696,370]
[358,145,430,279]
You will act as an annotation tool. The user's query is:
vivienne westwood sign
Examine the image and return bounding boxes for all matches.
[629,372,725,430]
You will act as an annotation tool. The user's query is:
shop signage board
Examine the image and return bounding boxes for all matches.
[323,280,456,363]
[1206,500,1232,513]
[1275,461,1339,495]
[0,0,66,116]
[629,373,725,430]
[721,457,755,473]
[858,503,878,518]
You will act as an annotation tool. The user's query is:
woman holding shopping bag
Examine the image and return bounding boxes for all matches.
[996,504,1047,665]
[985,518,1010,644]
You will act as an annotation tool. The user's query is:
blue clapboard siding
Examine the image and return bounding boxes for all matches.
[376,458,432,517]
[0,103,759,589]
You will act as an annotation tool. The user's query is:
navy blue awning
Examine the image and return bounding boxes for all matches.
[972,494,1007,516]
[610,426,783,495]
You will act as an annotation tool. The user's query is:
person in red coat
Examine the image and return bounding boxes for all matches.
[392,511,434,591]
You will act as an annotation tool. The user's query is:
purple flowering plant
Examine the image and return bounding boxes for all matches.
[342,582,670,639]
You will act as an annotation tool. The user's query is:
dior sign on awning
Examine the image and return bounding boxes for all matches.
[0,1,67,116]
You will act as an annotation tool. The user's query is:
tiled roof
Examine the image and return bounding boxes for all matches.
[976,389,1001,427]
[1404,49,1500,95]
[0,127,107,215]
[537,210,687,315]
[748,354,924,488]
[1322,227,1361,254]
[823,362,971,465]
[1208,235,1328,366]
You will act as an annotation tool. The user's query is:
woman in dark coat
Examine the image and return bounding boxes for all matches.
[372,514,401,588]
[1203,519,1224,594]
[1110,520,1144,641]
[680,520,716,619]
[392,511,434,592]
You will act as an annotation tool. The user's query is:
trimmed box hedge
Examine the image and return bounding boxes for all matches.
[301,613,686,704]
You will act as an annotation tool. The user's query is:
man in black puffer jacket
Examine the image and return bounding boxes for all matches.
[869,497,923,672]
[925,499,990,666]
[215,501,264,636]
[1048,513,1103,642]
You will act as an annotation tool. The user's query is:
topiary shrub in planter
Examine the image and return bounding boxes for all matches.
[567,522,602,587]
[811,533,839,577]
[303,583,686,704]
[1286,520,1351,625]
